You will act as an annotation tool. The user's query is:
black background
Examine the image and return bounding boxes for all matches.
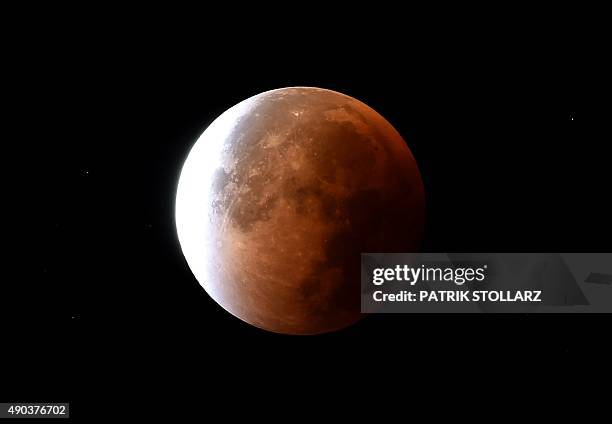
[4,9,611,419]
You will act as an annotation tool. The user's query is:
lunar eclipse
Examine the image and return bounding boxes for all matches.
[176,87,425,334]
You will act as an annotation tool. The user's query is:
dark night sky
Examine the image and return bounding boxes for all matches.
[4,11,610,417]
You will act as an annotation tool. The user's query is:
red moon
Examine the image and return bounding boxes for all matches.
[176,87,425,334]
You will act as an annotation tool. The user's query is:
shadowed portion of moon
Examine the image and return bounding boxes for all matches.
[176,87,425,334]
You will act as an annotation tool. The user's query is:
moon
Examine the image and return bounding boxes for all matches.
[176,87,425,334]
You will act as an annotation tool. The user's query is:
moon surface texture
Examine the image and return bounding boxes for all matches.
[176,87,425,335]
